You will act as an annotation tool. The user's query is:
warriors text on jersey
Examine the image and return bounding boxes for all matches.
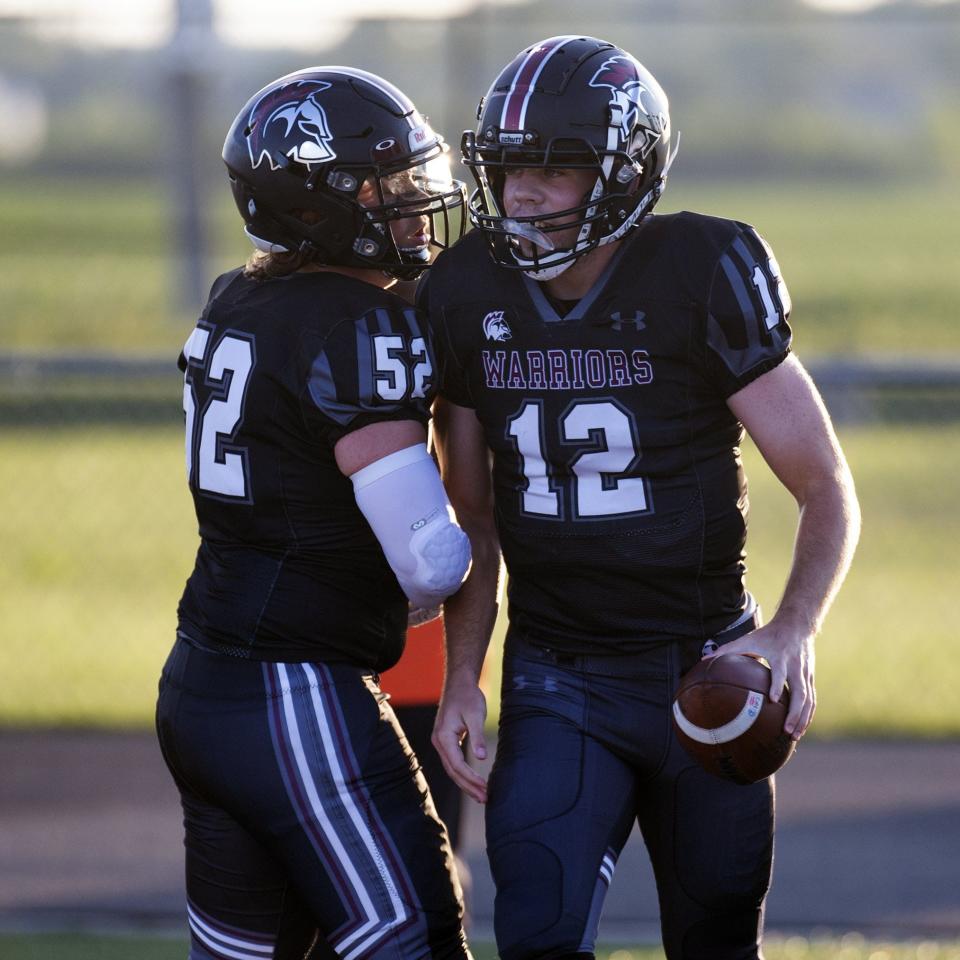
[177,269,435,667]
[422,213,792,653]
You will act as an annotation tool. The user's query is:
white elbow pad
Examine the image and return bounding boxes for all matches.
[407,508,473,603]
[350,443,471,608]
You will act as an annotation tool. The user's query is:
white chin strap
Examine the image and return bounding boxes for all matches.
[515,132,681,281]
[512,188,648,281]
[517,249,581,282]
[513,176,610,281]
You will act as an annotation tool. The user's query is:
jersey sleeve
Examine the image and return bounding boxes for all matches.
[417,265,475,408]
[301,304,436,445]
[703,224,793,397]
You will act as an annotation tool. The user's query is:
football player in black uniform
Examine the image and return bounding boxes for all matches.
[155,67,475,960]
[423,36,861,960]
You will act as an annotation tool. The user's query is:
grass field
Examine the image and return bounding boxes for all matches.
[0,171,957,960]
[662,180,960,359]
[1,934,958,960]
[0,171,957,732]
[0,176,957,357]
[0,421,956,734]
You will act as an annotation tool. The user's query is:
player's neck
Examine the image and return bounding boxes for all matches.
[539,240,620,303]
[300,263,397,290]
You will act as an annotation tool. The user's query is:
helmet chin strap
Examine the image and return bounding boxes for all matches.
[516,131,681,281]
[519,251,581,282]
[513,189,610,280]
[504,218,582,281]
[515,114,618,281]
[512,180,604,281]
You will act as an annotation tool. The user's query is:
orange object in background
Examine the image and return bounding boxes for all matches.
[381,617,445,705]
[380,616,463,851]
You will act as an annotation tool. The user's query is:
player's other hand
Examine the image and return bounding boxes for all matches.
[432,678,489,804]
[703,620,816,741]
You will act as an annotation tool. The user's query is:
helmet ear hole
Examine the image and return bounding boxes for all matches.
[291,209,324,227]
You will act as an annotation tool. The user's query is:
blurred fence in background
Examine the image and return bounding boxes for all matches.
[5,352,960,427]
[1,0,959,733]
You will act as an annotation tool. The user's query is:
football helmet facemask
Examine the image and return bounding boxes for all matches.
[463,36,677,280]
[222,67,466,280]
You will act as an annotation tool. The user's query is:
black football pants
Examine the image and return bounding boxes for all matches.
[156,636,469,960]
[487,628,774,960]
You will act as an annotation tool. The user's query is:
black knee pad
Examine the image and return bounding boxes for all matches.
[491,840,564,955]
[673,767,773,907]
[656,767,772,959]
[491,841,604,960]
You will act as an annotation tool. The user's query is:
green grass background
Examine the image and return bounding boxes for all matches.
[0,175,958,733]
[0,177,957,357]
[0,411,956,734]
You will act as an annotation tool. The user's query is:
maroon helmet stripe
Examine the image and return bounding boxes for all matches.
[500,36,575,131]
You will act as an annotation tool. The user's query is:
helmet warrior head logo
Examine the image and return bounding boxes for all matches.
[588,56,664,157]
[247,80,337,171]
[482,310,512,342]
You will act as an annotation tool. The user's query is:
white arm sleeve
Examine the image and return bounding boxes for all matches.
[350,443,472,610]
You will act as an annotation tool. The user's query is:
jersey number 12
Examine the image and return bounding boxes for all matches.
[507,398,651,520]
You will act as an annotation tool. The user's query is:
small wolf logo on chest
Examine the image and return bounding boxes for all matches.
[483,310,513,342]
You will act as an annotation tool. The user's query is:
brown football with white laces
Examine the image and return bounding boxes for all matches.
[672,654,796,784]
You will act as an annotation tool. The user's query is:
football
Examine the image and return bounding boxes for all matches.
[672,654,797,784]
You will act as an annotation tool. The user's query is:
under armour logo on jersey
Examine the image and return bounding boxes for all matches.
[609,310,646,332]
[483,310,513,342]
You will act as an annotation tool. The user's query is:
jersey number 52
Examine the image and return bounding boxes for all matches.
[372,334,432,402]
[182,327,255,500]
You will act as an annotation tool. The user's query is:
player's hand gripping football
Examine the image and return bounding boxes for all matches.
[432,677,489,803]
[703,618,816,741]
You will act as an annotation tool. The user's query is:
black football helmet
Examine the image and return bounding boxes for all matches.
[222,66,466,279]
[462,36,676,279]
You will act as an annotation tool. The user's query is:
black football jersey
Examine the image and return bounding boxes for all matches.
[177,268,435,668]
[422,213,792,653]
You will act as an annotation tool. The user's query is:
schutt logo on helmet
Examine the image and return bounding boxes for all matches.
[247,80,337,171]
